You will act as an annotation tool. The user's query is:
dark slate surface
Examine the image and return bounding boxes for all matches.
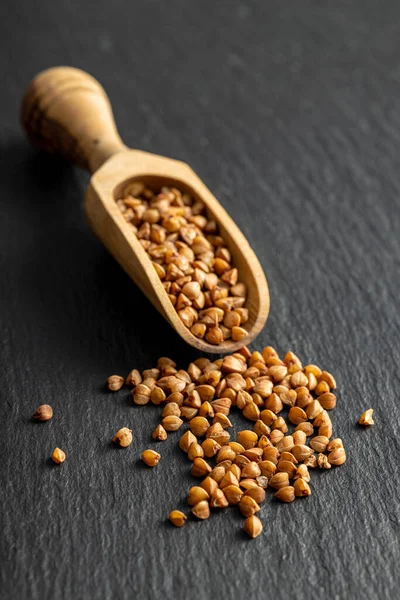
[1,1,399,598]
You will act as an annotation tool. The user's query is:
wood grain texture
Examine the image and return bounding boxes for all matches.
[22,67,269,353]
[1,1,400,599]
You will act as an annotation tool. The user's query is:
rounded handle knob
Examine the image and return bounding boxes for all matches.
[21,66,127,173]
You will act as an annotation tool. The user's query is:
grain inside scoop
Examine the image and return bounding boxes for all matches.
[21,66,269,353]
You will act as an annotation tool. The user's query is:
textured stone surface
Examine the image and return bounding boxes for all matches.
[1,1,399,598]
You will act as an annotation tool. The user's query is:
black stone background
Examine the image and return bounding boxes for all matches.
[1,1,399,599]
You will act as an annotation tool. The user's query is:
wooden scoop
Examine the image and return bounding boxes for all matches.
[21,67,269,354]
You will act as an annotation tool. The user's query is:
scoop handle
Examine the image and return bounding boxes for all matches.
[21,66,127,174]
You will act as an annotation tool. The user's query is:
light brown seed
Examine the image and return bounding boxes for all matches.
[189,416,210,437]
[258,460,277,479]
[188,442,204,461]
[272,416,288,433]
[192,457,212,477]
[162,402,181,418]
[295,422,314,436]
[260,409,277,427]
[258,434,273,449]
[310,436,330,453]
[125,369,142,387]
[253,420,270,437]
[315,380,330,396]
[318,392,337,410]
[318,423,333,439]
[241,448,263,462]
[162,415,183,431]
[239,495,261,517]
[260,346,277,361]
[223,484,243,505]
[241,461,262,479]
[269,472,289,490]
[51,447,66,464]
[182,281,201,299]
[152,424,167,441]
[229,442,246,454]
[244,486,266,504]
[359,408,374,426]
[207,428,231,446]
[327,438,343,452]
[328,448,347,465]
[265,393,283,414]
[291,444,313,462]
[242,402,261,421]
[279,388,297,407]
[166,391,184,406]
[191,322,207,339]
[293,479,311,497]
[228,464,242,480]
[253,379,274,398]
[241,479,262,490]
[210,465,226,484]
[306,372,318,391]
[133,384,151,405]
[279,452,297,464]
[210,489,229,509]
[256,475,269,489]
[179,430,197,452]
[319,370,337,389]
[220,471,240,489]
[243,515,263,539]
[294,464,310,482]
[283,351,302,367]
[277,460,296,478]
[202,438,221,458]
[212,413,232,429]
[290,371,308,388]
[231,326,248,342]
[191,500,210,520]
[187,486,210,506]
[200,476,219,496]
[106,375,125,391]
[142,377,157,391]
[292,431,307,445]
[234,455,251,469]
[237,430,258,450]
[317,453,331,469]
[210,398,232,416]
[150,386,167,405]
[221,355,246,374]
[269,429,284,450]
[142,449,160,467]
[313,409,330,427]
[206,326,224,345]
[276,435,294,453]
[304,364,322,377]
[198,401,214,418]
[275,486,295,503]
[194,384,215,402]
[267,365,288,382]
[113,428,133,448]
[180,407,198,420]
[169,510,187,527]
[306,400,323,420]
[304,454,318,468]
[262,447,279,464]
[32,404,53,421]
[288,406,308,425]
[216,446,236,463]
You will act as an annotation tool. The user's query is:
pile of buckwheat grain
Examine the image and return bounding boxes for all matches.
[115,182,248,345]
[107,345,352,539]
